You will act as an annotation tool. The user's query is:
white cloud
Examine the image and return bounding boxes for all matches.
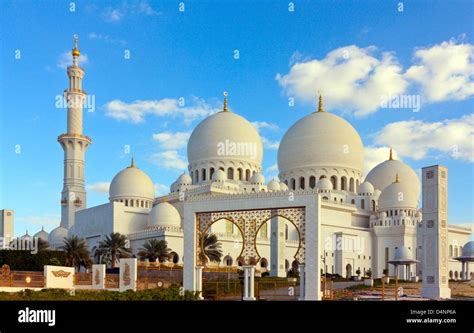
[86,182,110,194]
[152,131,191,150]
[262,137,280,150]
[104,97,219,124]
[57,51,89,69]
[251,121,279,131]
[154,183,169,196]
[276,45,407,116]
[363,146,400,177]
[148,150,188,170]
[88,32,127,45]
[103,1,160,22]
[372,114,474,162]
[406,39,474,102]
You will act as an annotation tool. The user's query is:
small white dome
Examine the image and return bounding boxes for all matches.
[212,169,227,182]
[148,202,181,227]
[48,226,68,246]
[34,227,49,242]
[365,158,420,198]
[267,179,281,191]
[378,178,419,210]
[394,246,413,261]
[20,231,32,241]
[380,212,387,218]
[109,160,155,201]
[317,178,333,191]
[280,182,289,191]
[176,173,192,185]
[415,211,422,218]
[358,181,374,195]
[251,172,265,185]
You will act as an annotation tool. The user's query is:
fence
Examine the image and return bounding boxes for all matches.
[202,280,243,300]
[255,278,299,300]
[74,272,92,286]
[321,276,334,300]
[105,274,119,289]
[0,266,45,288]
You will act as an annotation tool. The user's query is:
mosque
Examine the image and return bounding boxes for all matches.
[28,36,472,282]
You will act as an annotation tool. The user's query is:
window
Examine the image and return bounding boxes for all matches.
[351,199,355,205]
[202,169,206,181]
[227,168,234,180]
[260,258,268,268]
[349,178,355,192]
[309,176,316,189]
[238,168,243,180]
[341,177,347,190]
[209,167,215,179]
[385,247,389,270]
[285,224,288,240]
[361,199,365,210]
[299,177,305,190]
[330,176,337,190]
[245,169,251,181]
[194,170,199,183]
[290,178,296,190]
[454,246,458,257]
[372,200,376,211]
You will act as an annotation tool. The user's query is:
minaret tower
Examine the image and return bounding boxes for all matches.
[57,34,91,230]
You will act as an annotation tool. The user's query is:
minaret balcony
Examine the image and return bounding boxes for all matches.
[61,199,68,205]
[74,198,83,206]
[57,133,92,144]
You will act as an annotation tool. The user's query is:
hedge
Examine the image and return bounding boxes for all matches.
[0,250,66,271]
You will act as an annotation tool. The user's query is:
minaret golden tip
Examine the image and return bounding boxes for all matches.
[223,91,228,112]
[318,93,323,112]
[389,145,393,160]
[72,34,80,58]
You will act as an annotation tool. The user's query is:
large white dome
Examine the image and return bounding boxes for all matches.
[48,226,68,246]
[148,202,181,227]
[278,107,364,176]
[187,96,263,184]
[378,178,419,210]
[109,160,155,202]
[365,154,420,198]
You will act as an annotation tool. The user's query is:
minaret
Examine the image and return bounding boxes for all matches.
[57,34,91,230]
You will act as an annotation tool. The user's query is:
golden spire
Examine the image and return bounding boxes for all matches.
[317,92,323,112]
[394,173,399,183]
[389,145,393,160]
[72,34,80,58]
[130,157,135,168]
[223,91,228,112]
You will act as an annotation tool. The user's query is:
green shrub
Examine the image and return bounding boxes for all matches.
[0,250,66,271]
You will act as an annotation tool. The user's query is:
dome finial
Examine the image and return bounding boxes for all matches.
[130,157,135,168]
[394,173,399,183]
[317,92,323,112]
[223,91,228,112]
[389,145,393,160]
[72,33,80,58]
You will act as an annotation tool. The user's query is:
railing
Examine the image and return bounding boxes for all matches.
[137,262,183,270]
[255,278,299,300]
[321,276,334,300]
[0,271,44,288]
[74,272,92,286]
[137,277,167,290]
[105,274,119,289]
[202,280,242,300]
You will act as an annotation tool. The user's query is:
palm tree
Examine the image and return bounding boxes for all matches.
[61,236,91,271]
[95,232,132,268]
[199,233,223,264]
[137,239,172,263]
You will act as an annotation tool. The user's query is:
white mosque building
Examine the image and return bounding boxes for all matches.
[33,37,472,281]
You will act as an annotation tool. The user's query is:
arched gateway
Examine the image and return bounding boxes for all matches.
[183,192,322,300]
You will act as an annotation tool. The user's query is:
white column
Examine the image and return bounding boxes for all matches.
[249,266,256,301]
[305,197,321,300]
[466,262,470,280]
[195,266,203,299]
[298,264,305,301]
[243,266,249,300]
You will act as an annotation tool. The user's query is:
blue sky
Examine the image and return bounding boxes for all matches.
[0,0,473,237]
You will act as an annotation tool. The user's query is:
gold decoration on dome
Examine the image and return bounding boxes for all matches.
[72,34,80,57]
[128,157,135,168]
[394,173,399,183]
[318,93,324,112]
[223,91,228,112]
[389,145,393,160]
